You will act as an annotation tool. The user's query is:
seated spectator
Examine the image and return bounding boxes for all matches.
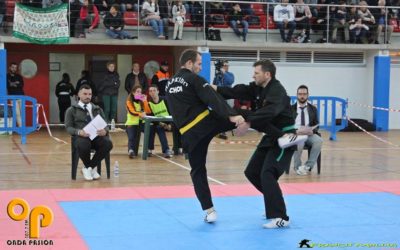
[228,3,248,42]
[294,0,312,43]
[266,0,280,15]
[148,86,173,158]
[274,0,296,42]
[158,0,170,39]
[332,1,350,43]
[125,85,151,158]
[141,0,165,39]
[207,1,225,15]
[42,0,63,8]
[65,84,113,181]
[75,0,100,38]
[304,0,318,17]
[120,0,141,12]
[358,0,375,42]
[313,0,336,43]
[291,85,323,176]
[21,0,42,8]
[392,0,400,20]
[172,0,186,40]
[94,0,115,14]
[374,0,393,43]
[69,0,82,37]
[104,4,135,39]
[349,15,370,43]
[0,0,5,28]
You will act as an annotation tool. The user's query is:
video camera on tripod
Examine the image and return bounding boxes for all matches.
[214,59,227,86]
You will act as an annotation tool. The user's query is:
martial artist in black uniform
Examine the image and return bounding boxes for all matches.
[214,59,299,229]
[166,49,245,223]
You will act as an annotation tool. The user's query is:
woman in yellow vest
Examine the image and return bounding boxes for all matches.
[126,85,151,158]
[148,86,174,158]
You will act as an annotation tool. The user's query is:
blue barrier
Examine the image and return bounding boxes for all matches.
[290,96,348,141]
[0,95,38,144]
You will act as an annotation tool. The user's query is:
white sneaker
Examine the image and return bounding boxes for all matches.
[263,218,290,229]
[91,167,101,180]
[296,165,311,175]
[278,134,307,149]
[82,167,93,181]
[204,210,217,223]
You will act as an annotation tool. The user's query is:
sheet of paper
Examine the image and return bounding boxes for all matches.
[83,115,107,140]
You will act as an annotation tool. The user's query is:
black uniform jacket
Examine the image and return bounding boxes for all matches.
[218,78,295,148]
[166,68,237,152]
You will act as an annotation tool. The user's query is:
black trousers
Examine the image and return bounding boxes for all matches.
[58,97,71,123]
[244,145,294,221]
[187,119,235,210]
[76,136,113,169]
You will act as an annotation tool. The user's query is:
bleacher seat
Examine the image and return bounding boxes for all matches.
[246,15,262,29]
[251,4,265,16]
[124,11,139,26]
[210,14,229,28]
[267,15,276,29]
[184,13,193,27]
[390,18,400,32]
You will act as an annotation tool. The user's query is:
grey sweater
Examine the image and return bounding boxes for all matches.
[65,103,108,136]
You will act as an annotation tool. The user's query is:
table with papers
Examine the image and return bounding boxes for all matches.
[141,115,173,160]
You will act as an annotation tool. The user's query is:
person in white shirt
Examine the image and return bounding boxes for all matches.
[273,0,296,42]
[290,85,323,175]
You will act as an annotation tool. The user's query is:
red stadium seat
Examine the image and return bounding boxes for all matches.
[267,15,276,29]
[246,15,262,29]
[390,18,400,32]
[124,11,139,26]
[184,14,193,27]
[251,4,265,16]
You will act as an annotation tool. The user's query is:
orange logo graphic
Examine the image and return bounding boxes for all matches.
[7,198,53,239]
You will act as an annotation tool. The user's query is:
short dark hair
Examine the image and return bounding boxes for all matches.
[111,4,119,11]
[297,85,309,93]
[79,84,92,91]
[107,61,116,67]
[149,85,159,90]
[253,59,276,78]
[179,49,200,66]
[10,62,18,66]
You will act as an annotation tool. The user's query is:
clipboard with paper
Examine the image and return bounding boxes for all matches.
[83,115,107,140]
[297,124,319,135]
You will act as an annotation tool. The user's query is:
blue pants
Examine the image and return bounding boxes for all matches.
[149,124,170,153]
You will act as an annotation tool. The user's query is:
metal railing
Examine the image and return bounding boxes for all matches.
[0,0,399,44]
[0,95,38,144]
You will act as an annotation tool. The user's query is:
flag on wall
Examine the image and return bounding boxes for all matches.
[13,3,69,44]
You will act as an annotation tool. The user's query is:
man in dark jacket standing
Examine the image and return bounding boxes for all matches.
[6,62,24,127]
[213,59,306,229]
[291,85,323,175]
[158,0,170,39]
[166,49,245,223]
[65,84,113,181]
[98,61,120,122]
[125,62,148,93]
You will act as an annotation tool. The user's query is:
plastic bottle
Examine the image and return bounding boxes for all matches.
[114,161,119,178]
[111,119,116,131]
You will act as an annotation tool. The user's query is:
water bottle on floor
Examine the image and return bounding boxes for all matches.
[111,119,116,131]
[114,161,119,178]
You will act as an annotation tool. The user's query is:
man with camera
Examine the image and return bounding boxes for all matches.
[213,60,235,139]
